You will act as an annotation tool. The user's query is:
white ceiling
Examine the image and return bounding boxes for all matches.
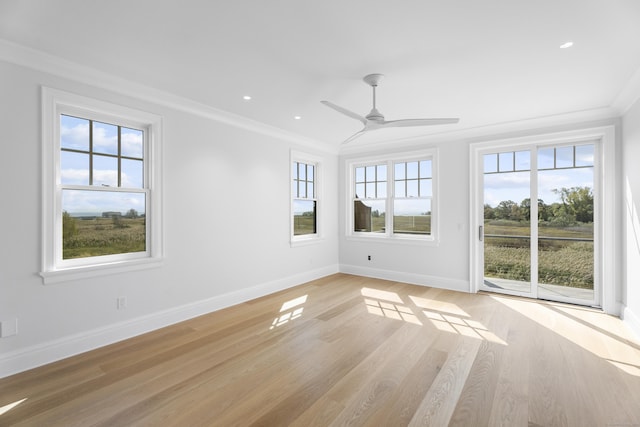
[2,0,640,149]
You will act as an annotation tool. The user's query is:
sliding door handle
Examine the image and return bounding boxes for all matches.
[479,225,484,242]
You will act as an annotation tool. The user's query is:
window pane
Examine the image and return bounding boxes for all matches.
[307,164,314,181]
[366,182,375,198]
[499,152,513,172]
[60,115,89,151]
[61,189,146,259]
[61,151,89,185]
[556,146,573,168]
[407,180,419,197]
[395,162,405,180]
[292,179,298,198]
[355,167,365,183]
[354,199,385,232]
[575,144,594,167]
[419,179,432,197]
[93,155,118,187]
[515,151,530,171]
[298,181,306,198]
[355,183,365,198]
[299,163,306,180]
[395,180,405,198]
[420,160,432,178]
[484,154,498,173]
[366,165,376,181]
[293,200,316,235]
[121,127,143,158]
[377,164,387,181]
[376,182,386,198]
[122,158,143,188]
[538,147,555,169]
[308,182,314,199]
[393,199,431,235]
[406,161,419,179]
[93,121,118,155]
[292,162,298,180]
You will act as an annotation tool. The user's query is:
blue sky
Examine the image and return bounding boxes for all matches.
[483,146,594,207]
[60,115,146,215]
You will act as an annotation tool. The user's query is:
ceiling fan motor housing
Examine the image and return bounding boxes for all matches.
[366,108,384,121]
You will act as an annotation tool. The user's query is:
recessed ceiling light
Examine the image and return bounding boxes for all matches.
[243,95,252,100]
[560,41,574,49]
[294,116,301,120]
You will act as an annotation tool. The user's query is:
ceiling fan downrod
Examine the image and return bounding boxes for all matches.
[363,73,385,122]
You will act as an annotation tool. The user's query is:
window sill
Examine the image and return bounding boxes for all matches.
[40,257,164,285]
[345,234,439,247]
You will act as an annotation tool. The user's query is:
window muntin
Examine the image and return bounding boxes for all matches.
[354,164,387,233]
[350,153,436,240]
[59,114,147,260]
[41,87,163,283]
[292,161,317,237]
[393,160,432,235]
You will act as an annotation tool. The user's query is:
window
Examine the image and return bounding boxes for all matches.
[291,151,321,245]
[348,150,437,242]
[41,88,163,283]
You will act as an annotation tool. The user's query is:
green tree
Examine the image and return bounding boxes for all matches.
[125,208,139,218]
[62,210,78,239]
[494,200,521,221]
[484,204,495,220]
[553,186,593,223]
[520,198,549,221]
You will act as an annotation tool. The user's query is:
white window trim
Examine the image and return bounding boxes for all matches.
[345,148,439,245]
[290,150,323,247]
[40,87,163,284]
[468,125,618,314]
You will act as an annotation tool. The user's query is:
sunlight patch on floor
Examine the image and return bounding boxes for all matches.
[364,298,422,325]
[423,310,507,345]
[409,295,470,318]
[0,398,27,416]
[491,294,640,373]
[361,287,404,303]
[270,294,307,329]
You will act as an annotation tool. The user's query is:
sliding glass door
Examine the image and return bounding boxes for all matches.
[479,143,597,306]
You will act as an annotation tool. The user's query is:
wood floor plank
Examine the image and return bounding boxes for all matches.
[1,273,639,426]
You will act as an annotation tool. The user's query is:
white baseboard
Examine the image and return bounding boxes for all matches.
[339,264,470,293]
[0,265,338,379]
[622,304,640,341]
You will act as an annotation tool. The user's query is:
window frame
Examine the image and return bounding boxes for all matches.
[346,149,438,245]
[290,150,322,246]
[41,87,163,284]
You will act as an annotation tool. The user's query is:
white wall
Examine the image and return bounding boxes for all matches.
[622,97,640,338]
[0,59,339,377]
[339,140,471,291]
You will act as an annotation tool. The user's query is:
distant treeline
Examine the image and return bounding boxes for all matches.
[485,186,593,226]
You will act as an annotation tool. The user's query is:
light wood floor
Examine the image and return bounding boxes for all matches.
[2,273,640,426]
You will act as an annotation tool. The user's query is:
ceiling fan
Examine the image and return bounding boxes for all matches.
[321,73,459,144]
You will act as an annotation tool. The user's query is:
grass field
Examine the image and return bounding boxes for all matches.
[484,220,594,289]
[63,216,146,259]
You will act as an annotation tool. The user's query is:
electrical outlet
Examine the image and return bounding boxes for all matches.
[0,318,18,338]
[117,297,127,310]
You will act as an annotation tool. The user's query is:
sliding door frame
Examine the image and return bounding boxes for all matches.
[469,125,619,314]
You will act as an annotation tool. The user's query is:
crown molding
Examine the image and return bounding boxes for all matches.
[612,64,640,115]
[0,38,337,154]
[339,106,620,155]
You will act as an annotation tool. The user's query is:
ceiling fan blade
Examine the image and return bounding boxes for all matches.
[341,129,366,145]
[321,101,368,125]
[382,118,459,128]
